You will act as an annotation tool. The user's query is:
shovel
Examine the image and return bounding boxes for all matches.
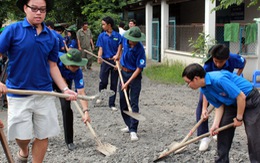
[85,50,146,121]
[171,104,215,154]
[115,61,146,121]
[7,89,114,101]
[0,127,14,163]
[154,123,234,162]
[84,50,116,68]
[72,101,117,156]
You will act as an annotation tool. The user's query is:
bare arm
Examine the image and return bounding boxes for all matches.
[49,60,77,100]
[90,38,95,50]
[210,104,224,136]
[236,59,246,76]
[77,88,90,122]
[97,47,103,64]
[113,44,122,61]
[77,39,82,51]
[234,92,246,126]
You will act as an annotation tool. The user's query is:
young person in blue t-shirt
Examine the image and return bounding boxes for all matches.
[53,49,90,151]
[182,63,260,163]
[118,26,146,141]
[196,44,246,151]
[0,0,77,162]
[96,16,122,111]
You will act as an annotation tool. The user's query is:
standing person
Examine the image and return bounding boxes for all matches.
[45,21,65,52]
[64,26,78,52]
[0,0,77,162]
[182,63,260,163]
[118,27,146,141]
[77,22,95,70]
[96,16,122,111]
[53,49,90,151]
[118,22,126,36]
[196,44,246,151]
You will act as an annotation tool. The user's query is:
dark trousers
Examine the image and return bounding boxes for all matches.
[119,70,142,133]
[53,81,74,145]
[216,88,260,163]
[99,61,118,107]
[196,92,209,136]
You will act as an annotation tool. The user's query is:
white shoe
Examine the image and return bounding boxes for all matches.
[96,99,101,104]
[213,135,217,141]
[199,137,211,151]
[130,132,138,141]
[110,106,118,111]
[120,127,129,133]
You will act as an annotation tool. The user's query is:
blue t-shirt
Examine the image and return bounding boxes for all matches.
[67,39,78,49]
[120,38,146,71]
[0,18,59,95]
[204,53,245,72]
[57,53,84,89]
[201,70,253,108]
[96,31,122,58]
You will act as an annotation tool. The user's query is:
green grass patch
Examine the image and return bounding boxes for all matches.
[143,61,186,85]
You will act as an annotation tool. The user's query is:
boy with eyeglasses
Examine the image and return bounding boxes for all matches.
[0,0,77,162]
[182,63,260,163]
[196,44,246,151]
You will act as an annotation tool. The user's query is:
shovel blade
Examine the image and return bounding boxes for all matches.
[123,111,146,121]
[96,142,117,156]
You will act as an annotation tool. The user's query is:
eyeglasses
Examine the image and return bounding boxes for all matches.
[26,4,46,13]
[186,78,194,87]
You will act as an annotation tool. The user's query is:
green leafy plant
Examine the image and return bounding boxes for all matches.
[188,32,217,59]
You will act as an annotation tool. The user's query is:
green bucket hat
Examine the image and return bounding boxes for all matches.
[66,24,77,32]
[60,49,88,66]
[124,26,145,42]
[16,0,54,12]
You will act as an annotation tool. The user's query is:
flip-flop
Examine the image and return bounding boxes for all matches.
[16,150,28,163]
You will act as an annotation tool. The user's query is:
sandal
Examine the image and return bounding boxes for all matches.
[16,150,28,163]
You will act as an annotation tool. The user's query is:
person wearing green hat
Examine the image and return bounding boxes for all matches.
[53,49,90,151]
[118,26,146,141]
[0,0,78,162]
[64,26,78,52]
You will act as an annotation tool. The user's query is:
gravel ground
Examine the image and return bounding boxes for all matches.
[0,61,249,163]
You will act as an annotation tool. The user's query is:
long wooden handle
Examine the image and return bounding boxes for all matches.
[179,104,215,144]
[7,89,96,101]
[0,128,14,163]
[157,123,234,161]
[84,50,116,68]
[72,101,103,146]
[115,61,133,112]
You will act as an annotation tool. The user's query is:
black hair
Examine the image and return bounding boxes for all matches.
[129,19,136,25]
[209,44,230,60]
[182,63,206,80]
[82,22,88,26]
[45,21,54,29]
[119,22,125,28]
[102,16,114,27]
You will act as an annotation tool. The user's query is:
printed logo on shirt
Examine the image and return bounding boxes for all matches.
[113,38,118,41]
[79,79,84,86]
[219,92,227,97]
[140,59,145,65]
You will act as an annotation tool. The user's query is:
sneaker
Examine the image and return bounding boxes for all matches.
[120,127,129,133]
[130,132,138,141]
[96,99,102,104]
[199,137,211,151]
[67,143,76,151]
[110,106,118,111]
[213,135,217,141]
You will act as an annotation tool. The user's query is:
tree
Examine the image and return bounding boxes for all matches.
[211,0,259,11]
